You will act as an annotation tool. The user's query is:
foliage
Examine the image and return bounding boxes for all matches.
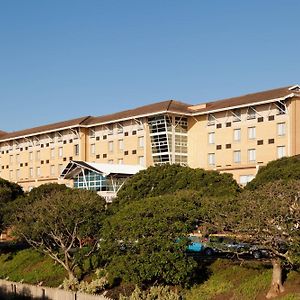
[231,181,300,264]
[63,268,109,294]
[119,286,181,300]
[0,178,23,230]
[0,178,23,203]
[116,164,240,206]
[2,183,69,229]
[12,188,107,279]
[101,191,200,286]
[0,248,66,287]
[246,155,300,190]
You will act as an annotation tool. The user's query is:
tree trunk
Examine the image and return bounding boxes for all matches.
[266,259,285,299]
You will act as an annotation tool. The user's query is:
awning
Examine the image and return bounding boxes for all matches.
[61,160,145,179]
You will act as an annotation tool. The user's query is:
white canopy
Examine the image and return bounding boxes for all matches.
[61,160,145,179]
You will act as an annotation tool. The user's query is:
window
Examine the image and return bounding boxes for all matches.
[89,128,96,138]
[51,148,55,159]
[108,141,114,153]
[36,167,41,177]
[277,123,286,136]
[36,151,40,161]
[16,154,20,163]
[58,164,64,174]
[239,175,255,185]
[9,170,13,180]
[233,129,241,142]
[29,168,33,178]
[91,144,95,155]
[50,165,55,176]
[207,114,215,126]
[248,149,256,162]
[29,152,33,161]
[118,158,123,164]
[16,169,20,179]
[233,150,241,163]
[58,147,63,157]
[232,109,241,122]
[108,159,114,164]
[138,136,144,148]
[138,156,145,166]
[9,155,13,164]
[208,132,215,144]
[208,153,215,166]
[248,127,256,139]
[247,107,256,120]
[277,146,286,159]
[276,101,287,115]
[118,139,124,150]
[257,117,264,123]
[74,144,79,156]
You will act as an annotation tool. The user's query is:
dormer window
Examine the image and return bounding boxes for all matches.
[232,109,241,122]
[207,114,215,126]
[276,101,287,115]
[247,107,256,120]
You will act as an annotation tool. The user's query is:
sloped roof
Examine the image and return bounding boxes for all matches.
[0,85,298,142]
[190,85,297,114]
[0,116,91,141]
[84,100,191,126]
[0,130,7,137]
[61,160,145,179]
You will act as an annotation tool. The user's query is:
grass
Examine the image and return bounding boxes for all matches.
[185,259,300,300]
[0,248,66,287]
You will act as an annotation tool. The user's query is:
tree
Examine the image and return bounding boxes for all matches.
[100,190,200,286]
[220,181,300,299]
[0,178,23,231]
[13,188,107,280]
[246,155,300,190]
[116,164,240,206]
[2,183,68,229]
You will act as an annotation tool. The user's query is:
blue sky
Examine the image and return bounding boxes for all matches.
[0,0,299,131]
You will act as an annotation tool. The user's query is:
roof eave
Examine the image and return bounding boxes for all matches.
[191,93,296,116]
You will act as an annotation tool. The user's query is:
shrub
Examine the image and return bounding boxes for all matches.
[246,155,300,190]
[119,286,181,300]
[116,164,240,206]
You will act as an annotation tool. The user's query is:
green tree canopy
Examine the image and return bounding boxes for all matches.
[207,180,300,299]
[0,178,23,230]
[101,190,200,286]
[116,164,240,206]
[13,188,107,280]
[246,155,300,190]
[0,177,23,204]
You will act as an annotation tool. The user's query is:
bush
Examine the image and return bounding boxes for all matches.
[116,164,240,206]
[246,155,300,190]
[119,286,181,300]
[101,191,200,286]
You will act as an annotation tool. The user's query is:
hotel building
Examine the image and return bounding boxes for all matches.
[0,84,299,194]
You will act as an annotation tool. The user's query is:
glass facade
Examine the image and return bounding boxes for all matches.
[73,169,126,192]
[148,115,188,165]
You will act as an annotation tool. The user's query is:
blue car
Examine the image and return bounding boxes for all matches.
[187,235,205,253]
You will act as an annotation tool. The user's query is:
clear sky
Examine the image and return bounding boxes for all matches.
[0,0,299,132]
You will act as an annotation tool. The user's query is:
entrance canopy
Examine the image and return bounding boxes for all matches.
[60,160,145,202]
[61,160,145,179]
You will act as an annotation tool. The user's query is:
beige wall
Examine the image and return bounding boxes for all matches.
[188,99,293,183]
[0,96,299,190]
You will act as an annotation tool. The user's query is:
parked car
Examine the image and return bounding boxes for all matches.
[184,235,215,256]
[203,235,251,255]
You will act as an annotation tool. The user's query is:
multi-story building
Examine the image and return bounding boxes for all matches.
[0,84,299,192]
